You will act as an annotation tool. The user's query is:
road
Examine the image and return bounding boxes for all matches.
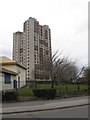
[3,105,88,118]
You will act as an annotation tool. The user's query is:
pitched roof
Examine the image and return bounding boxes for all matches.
[0,68,18,76]
[0,56,26,69]
[0,56,16,63]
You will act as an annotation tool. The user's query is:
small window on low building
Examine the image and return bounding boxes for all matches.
[4,73,11,84]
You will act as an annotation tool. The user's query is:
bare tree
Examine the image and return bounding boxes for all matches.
[43,51,78,92]
[33,50,85,93]
[57,59,76,94]
[82,66,89,83]
[72,66,85,92]
[77,66,85,92]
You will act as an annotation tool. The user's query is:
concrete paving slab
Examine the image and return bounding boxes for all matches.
[2,97,88,114]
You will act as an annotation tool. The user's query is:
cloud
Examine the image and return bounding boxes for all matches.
[0,0,88,67]
[0,44,12,59]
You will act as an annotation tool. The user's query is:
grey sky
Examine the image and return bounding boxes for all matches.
[0,0,88,66]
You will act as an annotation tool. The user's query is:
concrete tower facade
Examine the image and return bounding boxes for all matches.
[13,17,52,81]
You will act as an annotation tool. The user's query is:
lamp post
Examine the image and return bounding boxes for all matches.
[17,71,21,90]
[35,71,37,88]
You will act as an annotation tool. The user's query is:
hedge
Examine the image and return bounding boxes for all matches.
[2,91,18,101]
[33,88,56,100]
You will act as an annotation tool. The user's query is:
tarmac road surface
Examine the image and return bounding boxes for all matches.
[3,105,88,118]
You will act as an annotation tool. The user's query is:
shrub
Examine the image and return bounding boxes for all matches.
[33,88,56,100]
[2,91,18,101]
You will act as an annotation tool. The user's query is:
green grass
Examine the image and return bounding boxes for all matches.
[58,84,88,94]
[18,88,33,96]
[79,84,88,91]
[37,84,51,89]
[17,84,88,97]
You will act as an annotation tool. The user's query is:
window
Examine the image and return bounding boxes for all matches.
[45,30,48,39]
[34,36,36,41]
[34,54,36,60]
[4,73,11,84]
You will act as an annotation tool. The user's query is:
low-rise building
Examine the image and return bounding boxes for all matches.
[0,56,26,91]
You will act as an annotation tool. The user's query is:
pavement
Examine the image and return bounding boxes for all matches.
[1,96,89,115]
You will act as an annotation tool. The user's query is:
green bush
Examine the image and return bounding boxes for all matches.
[2,91,18,101]
[33,88,56,100]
